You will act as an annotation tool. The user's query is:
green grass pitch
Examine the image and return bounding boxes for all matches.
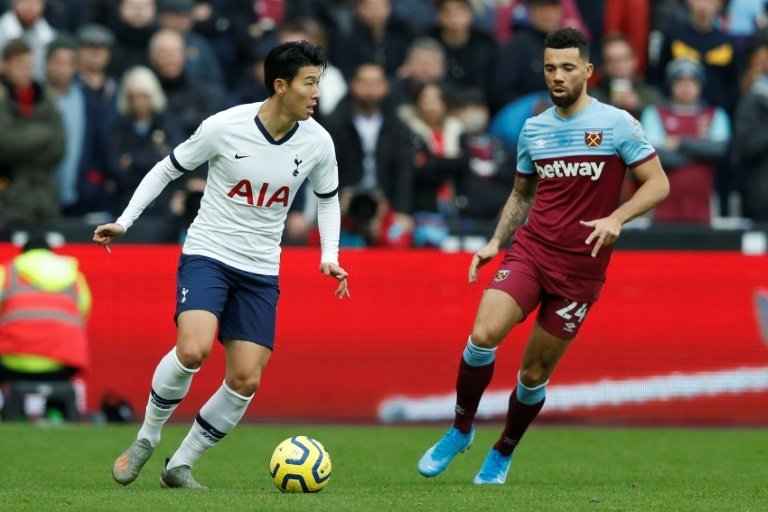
[0,424,765,511]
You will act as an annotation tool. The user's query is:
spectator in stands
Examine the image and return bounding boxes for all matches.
[148,28,224,136]
[339,0,413,79]
[734,73,768,224]
[740,34,768,95]
[494,0,589,46]
[589,34,662,202]
[0,0,56,81]
[0,231,91,409]
[43,0,89,34]
[77,23,118,108]
[107,66,183,217]
[389,36,448,107]
[649,0,690,34]
[390,0,438,34]
[325,62,413,214]
[451,88,516,238]
[650,0,740,218]
[77,23,117,114]
[75,23,119,215]
[590,34,663,120]
[398,82,467,246]
[490,0,564,112]
[725,0,767,49]
[83,0,115,26]
[230,47,270,105]
[184,0,259,91]
[108,0,159,77]
[649,0,740,115]
[426,0,497,98]
[573,0,604,68]
[489,90,551,153]
[45,36,90,217]
[285,0,356,62]
[0,40,65,232]
[641,58,731,225]
[603,0,651,76]
[157,0,226,96]
[166,175,206,243]
[334,186,413,247]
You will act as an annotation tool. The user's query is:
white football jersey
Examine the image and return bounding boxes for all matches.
[171,101,338,275]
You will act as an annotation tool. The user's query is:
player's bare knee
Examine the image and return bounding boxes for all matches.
[227,375,260,396]
[175,345,209,369]
[470,327,502,349]
[519,366,548,387]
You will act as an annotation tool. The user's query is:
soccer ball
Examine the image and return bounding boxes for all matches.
[269,436,332,493]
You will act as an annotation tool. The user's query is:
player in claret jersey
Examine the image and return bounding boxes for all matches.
[94,41,349,489]
[417,28,669,484]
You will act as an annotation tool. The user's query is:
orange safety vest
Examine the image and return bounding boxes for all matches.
[0,263,89,373]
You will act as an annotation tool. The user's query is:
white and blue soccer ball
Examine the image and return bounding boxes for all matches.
[269,436,332,493]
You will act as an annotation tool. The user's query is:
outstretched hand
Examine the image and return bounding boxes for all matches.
[93,223,126,254]
[469,240,500,283]
[580,216,622,257]
[320,262,350,299]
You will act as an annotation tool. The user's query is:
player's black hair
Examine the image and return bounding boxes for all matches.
[544,28,590,61]
[263,40,328,96]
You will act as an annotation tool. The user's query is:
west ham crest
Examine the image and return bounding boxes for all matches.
[493,270,510,282]
[585,130,603,148]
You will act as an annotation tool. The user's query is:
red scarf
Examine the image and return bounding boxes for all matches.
[15,84,35,117]
[430,130,454,204]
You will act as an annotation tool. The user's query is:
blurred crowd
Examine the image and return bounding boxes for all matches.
[0,0,767,249]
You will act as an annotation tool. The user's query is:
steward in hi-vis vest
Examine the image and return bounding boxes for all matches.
[0,235,91,378]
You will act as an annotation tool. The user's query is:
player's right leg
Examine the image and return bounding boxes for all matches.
[112,311,217,485]
[161,341,271,488]
[418,289,525,477]
[475,321,575,485]
[113,255,225,486]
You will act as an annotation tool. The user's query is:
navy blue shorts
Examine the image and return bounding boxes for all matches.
[175,254,280,349]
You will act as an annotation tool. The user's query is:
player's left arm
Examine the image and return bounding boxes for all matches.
[310,134,349,299]
[580,155,669,257]
[581,111,670,257]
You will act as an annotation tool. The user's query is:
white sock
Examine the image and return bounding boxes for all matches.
[137,348,198,447]
[166,381,252,470]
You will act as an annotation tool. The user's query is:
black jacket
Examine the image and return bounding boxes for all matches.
[324,97,413,213]
[107,112,184,215]
[427,26,497,96]
[490,26,548,112]
[338,17,413,79]
[734,88,768,222]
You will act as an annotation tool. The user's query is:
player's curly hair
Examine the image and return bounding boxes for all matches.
[264,40,329,96]
[544,28,590,61]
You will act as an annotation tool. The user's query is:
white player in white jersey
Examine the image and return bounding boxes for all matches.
[94,41,349,489]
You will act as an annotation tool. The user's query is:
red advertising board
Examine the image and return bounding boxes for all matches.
[2,245,767,424]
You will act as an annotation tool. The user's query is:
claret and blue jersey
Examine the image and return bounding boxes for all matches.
[513,99,657,277]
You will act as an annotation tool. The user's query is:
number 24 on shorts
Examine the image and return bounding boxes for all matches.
[556,301,588,322]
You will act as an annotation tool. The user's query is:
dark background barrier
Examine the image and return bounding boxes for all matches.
[21,216,767,250]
